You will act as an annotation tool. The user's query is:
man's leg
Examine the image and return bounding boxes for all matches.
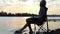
[26,22,33,34]
[19,24,28,32]
[19,18,33,32]
[26,18,33,34]
[28,24,33,32]
[14,24,28,34]
[19,18,33,34]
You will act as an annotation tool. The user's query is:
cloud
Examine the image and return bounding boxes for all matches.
[0,0,60,14]
[0,0,18,8]
[47,0,60,6]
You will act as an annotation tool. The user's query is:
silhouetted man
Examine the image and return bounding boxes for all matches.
[15,0,48,34]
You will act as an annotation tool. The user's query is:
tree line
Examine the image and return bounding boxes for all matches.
[0,11,37,16]
[0,11,60,17]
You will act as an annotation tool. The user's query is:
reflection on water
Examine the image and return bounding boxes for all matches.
[0,17,60,34]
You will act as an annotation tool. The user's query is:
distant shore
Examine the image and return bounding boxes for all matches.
[0,11,60,17]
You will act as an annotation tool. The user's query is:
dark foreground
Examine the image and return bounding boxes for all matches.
[42,29,60,34]
[14,29,60,34]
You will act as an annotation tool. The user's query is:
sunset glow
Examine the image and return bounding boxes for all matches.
[0,0,60,15]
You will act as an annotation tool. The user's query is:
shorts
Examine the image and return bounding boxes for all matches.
[26,18,44,25]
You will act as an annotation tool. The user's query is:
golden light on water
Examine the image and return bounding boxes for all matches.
[0,17,60,32]
[6,18,60,30]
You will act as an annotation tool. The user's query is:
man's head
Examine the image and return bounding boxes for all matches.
[42,0,45,1]
[40,0,46,7]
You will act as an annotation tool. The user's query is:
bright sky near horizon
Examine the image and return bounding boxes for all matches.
[0,0,60,15]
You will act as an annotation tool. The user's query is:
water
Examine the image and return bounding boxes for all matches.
[0,17,60,34]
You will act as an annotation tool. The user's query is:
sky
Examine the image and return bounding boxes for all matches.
[0,0,60,15]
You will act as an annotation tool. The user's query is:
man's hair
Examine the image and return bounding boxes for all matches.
[40,0,46,7]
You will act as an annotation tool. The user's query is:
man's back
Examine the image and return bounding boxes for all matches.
[39,7,48,21]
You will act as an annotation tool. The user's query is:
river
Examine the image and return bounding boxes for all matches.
[0,17,60,34]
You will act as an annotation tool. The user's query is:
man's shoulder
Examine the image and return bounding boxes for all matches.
[44,7,48,10]
[40,7,48,10]
[41,7,48,9]
[45,7,48,9]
